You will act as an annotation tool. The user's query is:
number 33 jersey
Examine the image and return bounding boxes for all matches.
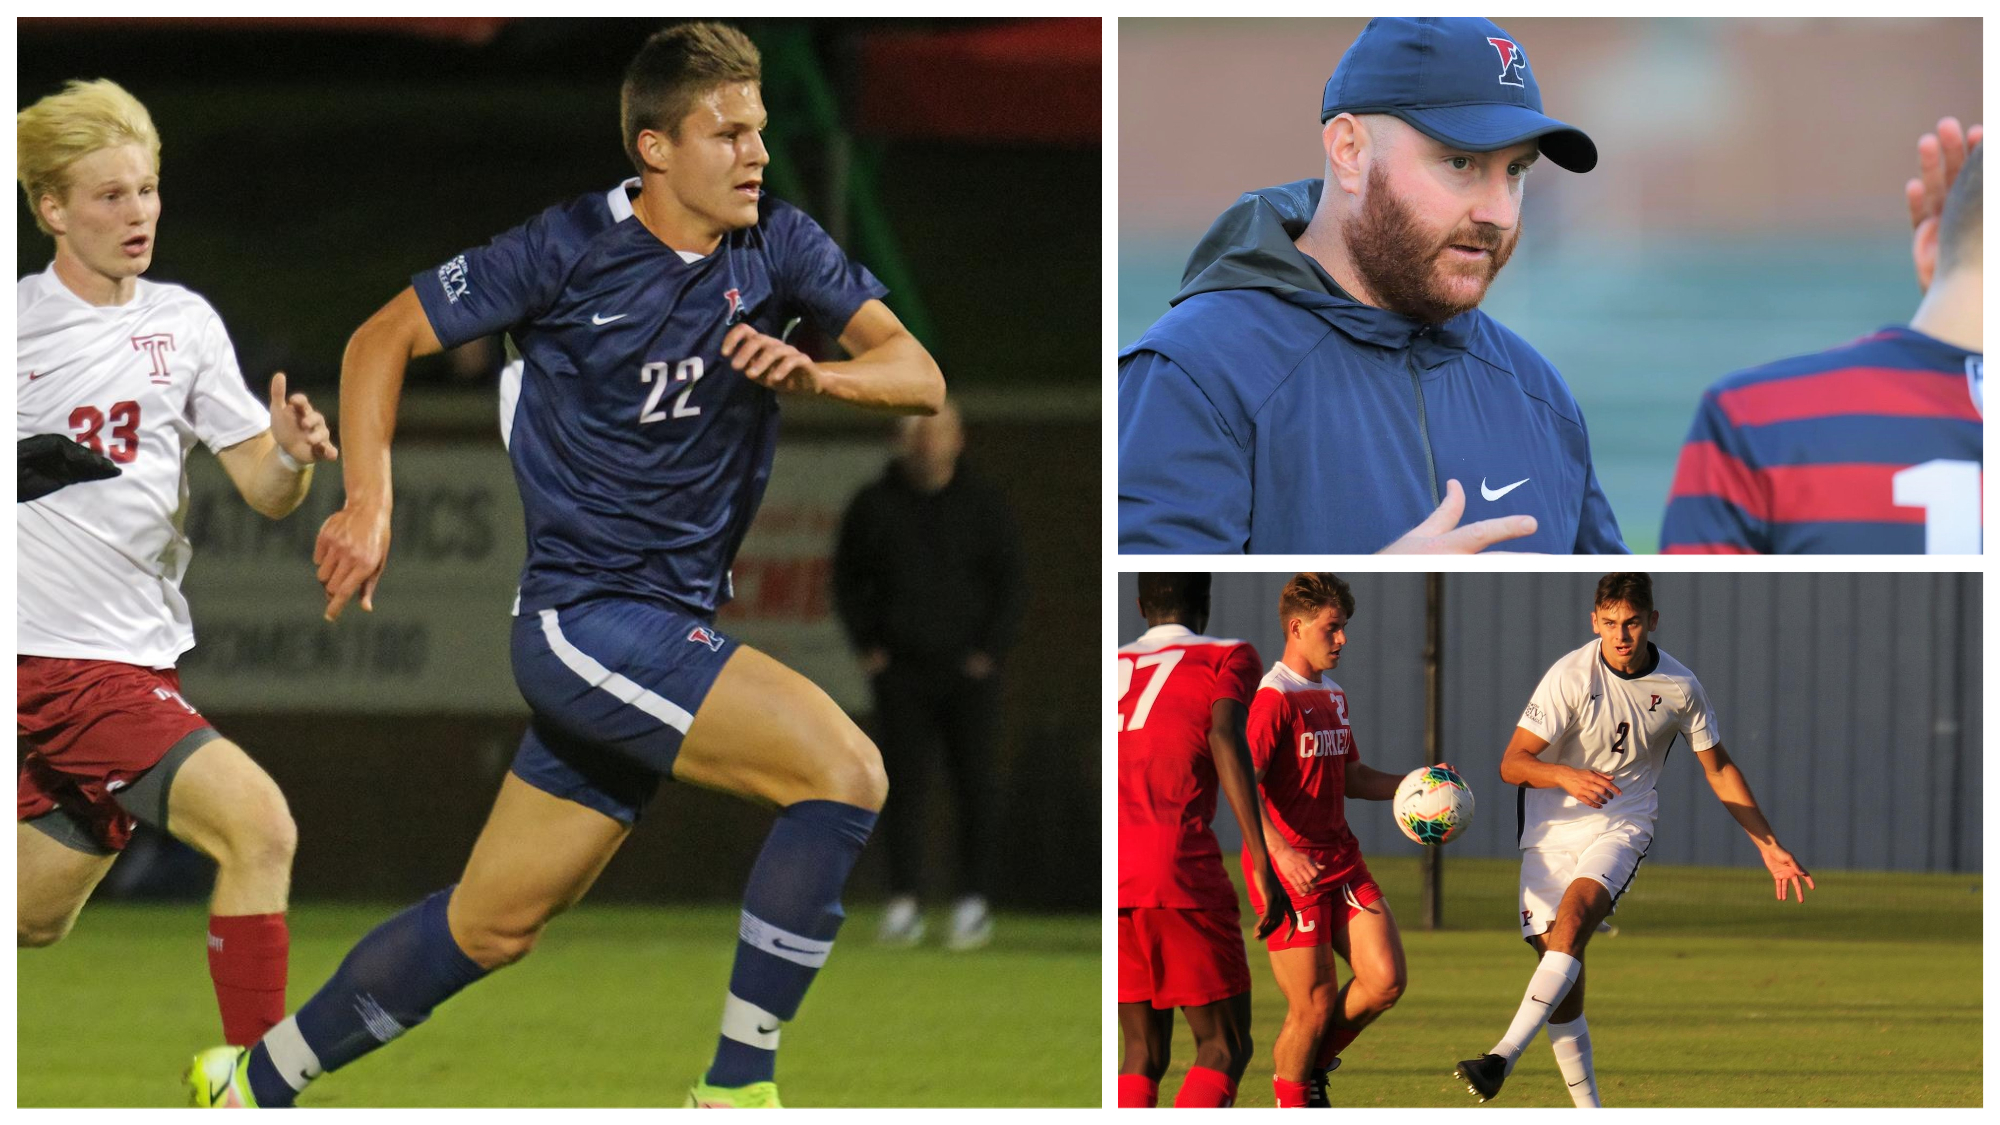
[1514,639,1721,850]
[16,266,268,668]
[413,180,886,618]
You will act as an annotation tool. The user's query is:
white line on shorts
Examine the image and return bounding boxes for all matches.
[539,608,694,733]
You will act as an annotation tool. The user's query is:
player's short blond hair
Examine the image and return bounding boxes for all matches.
[620,22,762,173]
[1279,572,1355,629]
[17,79,161,237]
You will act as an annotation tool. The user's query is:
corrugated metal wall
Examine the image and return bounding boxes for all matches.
[1116,572,1982,873]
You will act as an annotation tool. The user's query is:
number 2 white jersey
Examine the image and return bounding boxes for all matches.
[17,264,268,669]
[1514,638,1721,850]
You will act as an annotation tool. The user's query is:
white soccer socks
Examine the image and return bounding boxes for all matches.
[1490,950,1581,1073]
[1547,1016,1601,1107]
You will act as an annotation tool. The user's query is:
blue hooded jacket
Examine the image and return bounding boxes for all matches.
[1119,180,1626,554]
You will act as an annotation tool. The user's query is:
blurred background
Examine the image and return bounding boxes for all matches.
[18,18,1097,1106]
[1119,18,1981,551]
[1116,570,1982,1105]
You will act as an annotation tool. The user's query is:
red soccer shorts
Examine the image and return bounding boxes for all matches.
[1119,904,1252,1009]
[1244,852,1385,952]
[17,656,214,851]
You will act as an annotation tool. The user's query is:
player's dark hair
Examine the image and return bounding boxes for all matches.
[1279,572,1354,628]
[1594,572,1654,617]
[620,22,762,173]
[1938,142,1982,275]
[1137,573,1210,625]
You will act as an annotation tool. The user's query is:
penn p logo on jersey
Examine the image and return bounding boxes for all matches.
[1486,37,1527,87]
[686,625,726,651]
[724,287,748,326]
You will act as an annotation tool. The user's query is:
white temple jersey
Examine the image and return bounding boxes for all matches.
[1514,638,1720,850]
[17,264,269,668]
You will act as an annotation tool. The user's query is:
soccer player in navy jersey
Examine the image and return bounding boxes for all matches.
[186,23,942,1109]
[1661,119,1982,554]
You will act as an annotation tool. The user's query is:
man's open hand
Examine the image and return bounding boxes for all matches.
[1379,478,1538,554]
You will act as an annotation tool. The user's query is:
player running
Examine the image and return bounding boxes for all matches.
[1249,573,1424,1108]
[1454,572,1813,1106]
[186,23,942,1109]
[17,80,336,1047]
[1117,574,1289,1108]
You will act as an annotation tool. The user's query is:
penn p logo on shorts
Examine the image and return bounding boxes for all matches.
[1486,37,1527,87]
[686,626,726,651]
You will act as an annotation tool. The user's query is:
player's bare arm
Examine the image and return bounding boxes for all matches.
[1250,759,1324,893]
[314,286,444,621]
[721,298,943,415]
[216,372,337,520]
[1695,742,1814,902]
[1341,751,1403,803]
[1210,697,1290,939]
[1498,725,1620,808]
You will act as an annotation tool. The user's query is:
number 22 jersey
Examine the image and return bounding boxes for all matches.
[412,180,887,618]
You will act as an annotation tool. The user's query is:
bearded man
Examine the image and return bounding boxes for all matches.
[1118,17,1627,555]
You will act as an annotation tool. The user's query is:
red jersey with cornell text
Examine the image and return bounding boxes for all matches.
[1245,661,1363,900]
[1117,624,1262,910]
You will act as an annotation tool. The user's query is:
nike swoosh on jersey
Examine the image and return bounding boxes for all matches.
[591,313,629,325]
[1481,477,1529,501]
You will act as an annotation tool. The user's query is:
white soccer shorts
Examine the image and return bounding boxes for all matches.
[1518,822,1652,938]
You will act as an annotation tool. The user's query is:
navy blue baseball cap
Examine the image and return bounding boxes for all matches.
[1321,17,1597,173]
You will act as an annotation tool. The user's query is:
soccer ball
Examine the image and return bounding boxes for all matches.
[1393,764,1474,845]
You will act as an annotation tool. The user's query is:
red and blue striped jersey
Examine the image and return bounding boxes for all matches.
[1660,327,1981,554]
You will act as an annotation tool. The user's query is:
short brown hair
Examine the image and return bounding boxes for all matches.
[620,22,762,173]
[1279,572,1354,628]
[1137,573,1210,622]
[1593,572,1654,617]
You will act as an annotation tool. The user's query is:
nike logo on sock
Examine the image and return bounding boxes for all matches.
[1530,994,1551,1005]
[1569,1079,1588,1087]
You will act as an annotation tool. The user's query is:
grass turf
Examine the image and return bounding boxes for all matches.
[1142,859,1981,1107]
[18,903,1097,1107]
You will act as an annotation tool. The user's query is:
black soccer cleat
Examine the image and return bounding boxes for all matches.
[1306,1057,1341,1107]
[1454,1053,1507,1102]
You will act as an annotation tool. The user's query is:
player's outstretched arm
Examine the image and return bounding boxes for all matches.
[722,299,943,415]
[314,287,444,621]
[216,372,338,520]
[1695,743,1814,902]
[1498,725,1621,808]
[1210,698,1292,940]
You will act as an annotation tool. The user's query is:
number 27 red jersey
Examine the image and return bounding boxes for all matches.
[1117,624,1261,910]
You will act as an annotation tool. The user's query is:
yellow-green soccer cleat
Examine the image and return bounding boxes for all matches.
[685,1079,784,1108]
[185,1045,258,1108]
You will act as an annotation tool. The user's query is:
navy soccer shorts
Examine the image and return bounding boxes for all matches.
[509,597,741,824]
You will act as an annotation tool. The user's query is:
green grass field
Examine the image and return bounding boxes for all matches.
[18,903,1096,1107]
[1143,858,1981,1107]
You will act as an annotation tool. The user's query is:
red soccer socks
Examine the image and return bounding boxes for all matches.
[208,912,289,1045]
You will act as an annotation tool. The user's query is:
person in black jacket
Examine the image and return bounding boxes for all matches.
[832,400,1023,950]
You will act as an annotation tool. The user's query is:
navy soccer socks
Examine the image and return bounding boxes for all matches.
[705,799,878,1088]
[245,887,487,1107]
